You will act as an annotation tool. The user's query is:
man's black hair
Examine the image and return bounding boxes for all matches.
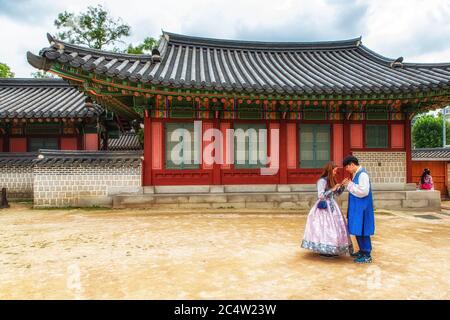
[343,155,359,167]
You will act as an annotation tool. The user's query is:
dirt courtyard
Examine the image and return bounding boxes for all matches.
[0,203,449,300]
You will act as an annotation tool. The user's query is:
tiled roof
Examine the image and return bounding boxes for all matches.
[412,148,450,161]
[27,31,450,96]
[0,152,37,165]
[34,149,142,167]
[0,78,102,119]
[106,132,143,151]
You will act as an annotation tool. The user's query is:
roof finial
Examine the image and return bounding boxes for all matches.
[390,57,404,69]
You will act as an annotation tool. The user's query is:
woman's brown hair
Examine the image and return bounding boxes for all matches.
[320,161,338,189]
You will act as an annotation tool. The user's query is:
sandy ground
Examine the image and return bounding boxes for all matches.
[0,203,449,300]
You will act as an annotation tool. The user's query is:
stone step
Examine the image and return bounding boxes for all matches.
[141,183,416,195]
[112,190,441,211]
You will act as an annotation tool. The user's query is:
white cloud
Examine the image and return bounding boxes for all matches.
[0,0,449,77]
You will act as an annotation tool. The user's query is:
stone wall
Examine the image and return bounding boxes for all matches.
[32,150,142,208]
[0,153,36,200]
[33,165,142,207]
[352,151,406,183]
[0,164,33,199]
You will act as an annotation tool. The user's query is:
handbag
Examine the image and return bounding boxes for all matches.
[317,200,328,209]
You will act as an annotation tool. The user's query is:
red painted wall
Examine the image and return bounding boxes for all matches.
[333,124,344,165]
[220,122,231,170]
[142,120,412,186]
[83,134,99,151]
[9,137,27,152]
[286,123,297,169]
[350,124,363,148]
[391,124,405,149]
[60,137,78,150]
[202,121,213,170]
[151,122,163,170]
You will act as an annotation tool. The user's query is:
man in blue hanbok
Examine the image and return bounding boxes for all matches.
[342,156,375,264]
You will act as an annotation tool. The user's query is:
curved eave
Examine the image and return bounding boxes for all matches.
[27,51,52,71]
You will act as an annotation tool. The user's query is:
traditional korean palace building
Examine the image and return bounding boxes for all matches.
[0,78,104,152]
[21,31,450,208]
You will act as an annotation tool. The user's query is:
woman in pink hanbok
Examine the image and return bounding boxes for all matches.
[301,162,354,257]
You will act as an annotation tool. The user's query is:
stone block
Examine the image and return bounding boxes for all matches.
[278,202,300,209]
[290,184,316,192]
[372,192,406,200]
[405,191,440,200]
[224,184,277,193]
[245,202,275,209]
[276,185,292,192]
[210,186,224,193]
[154,196,189,204]
[143,186,155,194]
[211,202,246,209]
[188,195,227,203]
[107,186,143,196]
[266,194,299,202]
[181,203,213,209]
[78,196,112,207]
[372,184,408,191]
[154,185,210,194]
[402,199,429,208]
[295,201,311,210]
[373,200,403,209]
[227,194,266,202]
[428,199,441,209]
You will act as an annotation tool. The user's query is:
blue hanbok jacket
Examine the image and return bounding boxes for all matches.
[347,168,375,236]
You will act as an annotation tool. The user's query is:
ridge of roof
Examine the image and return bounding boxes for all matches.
[162,31,362,50]
[0,78,70,87]
[46,33,153,61]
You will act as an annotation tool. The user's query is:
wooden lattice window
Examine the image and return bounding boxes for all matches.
[28,137,58,152]
[365,124,388,148]
[233,123,267,169]
[165,122,200,169]
[299,124,330,168]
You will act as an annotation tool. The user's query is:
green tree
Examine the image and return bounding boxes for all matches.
[127,37,157,54]
[54,5,131,50]
[0,62,14,78]
[412,113,450,148]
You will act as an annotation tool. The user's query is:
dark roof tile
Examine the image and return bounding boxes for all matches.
[0,78,102,119]
[27,31,450,96]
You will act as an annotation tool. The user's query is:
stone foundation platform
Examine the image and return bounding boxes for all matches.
[112,183,441,211]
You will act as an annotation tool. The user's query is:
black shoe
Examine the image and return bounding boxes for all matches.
[350,251,363,258]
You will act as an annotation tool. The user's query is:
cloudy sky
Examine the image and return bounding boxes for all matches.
[1,0,449,77]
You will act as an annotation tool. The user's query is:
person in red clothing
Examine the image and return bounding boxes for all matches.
[419,168,434,190]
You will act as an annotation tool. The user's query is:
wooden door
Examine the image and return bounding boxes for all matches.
[412,161,447,196]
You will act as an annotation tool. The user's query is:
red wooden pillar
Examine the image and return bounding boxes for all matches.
[279,120,288,184]
[213,118,221,185]
[405,117,412,183]
[343,120,351,158]
[143,115,152,186]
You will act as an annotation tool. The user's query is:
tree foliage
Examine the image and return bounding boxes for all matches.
[54,5,131,50]
[127,37,157,54]
[0,62,14,78]
[412,113,450,148]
